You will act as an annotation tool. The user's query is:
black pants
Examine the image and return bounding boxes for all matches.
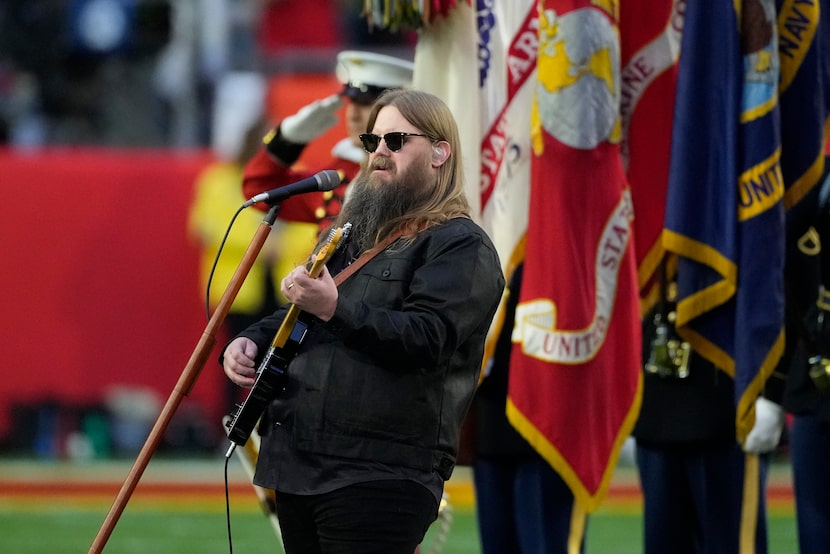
[275,480,438,554]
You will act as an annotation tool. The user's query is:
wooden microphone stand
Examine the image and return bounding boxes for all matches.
[88,204,281,553]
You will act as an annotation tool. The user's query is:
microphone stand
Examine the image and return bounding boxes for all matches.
[89,204,281,554]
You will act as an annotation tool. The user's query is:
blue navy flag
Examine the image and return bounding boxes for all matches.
[779,0,829,215]
[663,0,785,445]
[777,0,830,300]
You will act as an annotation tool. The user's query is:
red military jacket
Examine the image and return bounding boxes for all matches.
[242,136,364,231]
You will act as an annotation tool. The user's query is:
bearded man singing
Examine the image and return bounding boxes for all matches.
[222,89,505,553]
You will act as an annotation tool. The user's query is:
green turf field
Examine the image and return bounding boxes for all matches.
[0,457,799,553]
[0,504,800,553]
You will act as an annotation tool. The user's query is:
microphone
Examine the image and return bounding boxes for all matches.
[242,169,342,208]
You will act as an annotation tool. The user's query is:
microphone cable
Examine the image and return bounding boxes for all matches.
[203,205,246,323]
[199,203,246,553]
[203,202,286,552]
[224,450,235,553]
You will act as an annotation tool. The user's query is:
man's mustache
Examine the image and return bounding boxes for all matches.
[370,159,395,171]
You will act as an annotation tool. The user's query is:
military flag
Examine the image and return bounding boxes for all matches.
[662,0,785,444]
[618,0,684,308]
[413,0,537,275]
[778,0,828,215]
[507,0,642,513]
[474,0,538,277]
[412,4,537,390]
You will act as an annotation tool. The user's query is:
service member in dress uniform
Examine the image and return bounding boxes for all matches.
[632,269,783,554]
[780,167,830,554]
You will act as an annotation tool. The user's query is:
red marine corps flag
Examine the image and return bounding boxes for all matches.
[507,0,642,514]
[618,0,684,305]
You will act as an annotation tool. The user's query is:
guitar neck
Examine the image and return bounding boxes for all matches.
[269,239,333,349]
[271,305,301,348]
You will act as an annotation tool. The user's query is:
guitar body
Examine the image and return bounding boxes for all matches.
[224,224,349,448]
[225,321,307,445]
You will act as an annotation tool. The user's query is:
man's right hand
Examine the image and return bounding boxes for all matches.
[223,337,259,387]
[280,93,344,144]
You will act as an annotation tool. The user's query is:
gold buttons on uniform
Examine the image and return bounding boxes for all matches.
[262,128,277,145]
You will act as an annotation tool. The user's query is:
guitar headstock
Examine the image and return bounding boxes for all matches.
[308,223,352,277]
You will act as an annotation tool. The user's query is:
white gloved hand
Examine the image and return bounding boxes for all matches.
[280,94,344,144]
[743,397,785,454]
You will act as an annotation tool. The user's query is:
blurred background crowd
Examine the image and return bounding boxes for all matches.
[0,0,415,149]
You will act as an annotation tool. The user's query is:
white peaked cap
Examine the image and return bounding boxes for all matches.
[336,50,415,90]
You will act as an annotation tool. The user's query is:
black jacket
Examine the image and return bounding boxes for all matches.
[238,217,504,482]
[781,191,830,424]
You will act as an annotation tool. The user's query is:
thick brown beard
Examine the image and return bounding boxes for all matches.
[339,153,433,253]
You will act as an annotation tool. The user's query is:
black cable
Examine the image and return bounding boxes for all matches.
[212,203,281,553]
[204,205,247,322]
[225,452,234,553]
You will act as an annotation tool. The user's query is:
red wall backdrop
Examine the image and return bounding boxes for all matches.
[0,147,228,446]
[0,73,344,453]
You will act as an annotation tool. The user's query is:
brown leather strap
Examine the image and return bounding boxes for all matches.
[331,214,469,286]
[333,230,404,286]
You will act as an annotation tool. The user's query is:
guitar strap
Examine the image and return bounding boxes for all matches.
[332,214,468,286]
[333,230,404,286]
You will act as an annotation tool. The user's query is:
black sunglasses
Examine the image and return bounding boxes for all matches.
[359,132,431,153]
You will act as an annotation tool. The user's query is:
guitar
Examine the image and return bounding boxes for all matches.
[224,224,350,447]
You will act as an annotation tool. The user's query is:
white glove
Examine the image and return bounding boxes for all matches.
[743,397,785,454]
[280,94,344,144]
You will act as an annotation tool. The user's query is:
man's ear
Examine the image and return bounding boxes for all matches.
[431,141,451,167]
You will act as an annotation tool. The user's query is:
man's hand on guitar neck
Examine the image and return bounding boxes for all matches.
[223,337,259,388]
[281,265,338,322]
